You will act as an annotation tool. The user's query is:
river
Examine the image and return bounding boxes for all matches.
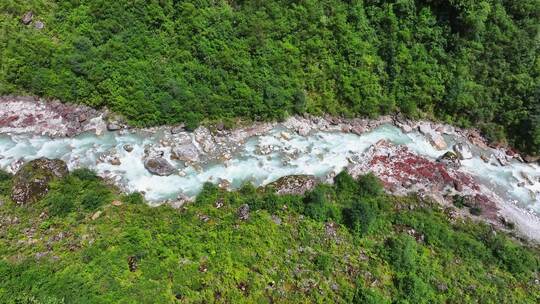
[0,121,538,216]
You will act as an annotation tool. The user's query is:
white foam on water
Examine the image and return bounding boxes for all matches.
[0,124,538,215]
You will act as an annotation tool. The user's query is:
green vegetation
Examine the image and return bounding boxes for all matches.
[1,1,539,154]
[0,171,538,303]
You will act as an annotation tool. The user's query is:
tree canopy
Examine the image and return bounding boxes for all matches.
[1,0,538,154]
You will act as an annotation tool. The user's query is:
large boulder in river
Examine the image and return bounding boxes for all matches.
[144,158,175,176]
[453,143,473,160]
[268,175,318,195]
[11,158,68,204]
[418,123,447,150]
[171,143,200,163]
[437,151,460,169]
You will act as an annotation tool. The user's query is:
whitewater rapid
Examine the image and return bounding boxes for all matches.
[0,123,538,214]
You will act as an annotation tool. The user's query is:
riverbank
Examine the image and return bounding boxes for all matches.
[2,167,538,303]
[0,96,539,243]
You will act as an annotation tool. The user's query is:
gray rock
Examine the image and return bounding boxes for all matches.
[107,122,122,131]
[171,143,200,163]
[171,124,185,134]
[494,151,509,166]
[429,132,447,150]
[216,122,225,131]
[34,21,45,30]
[453,143,473,160]
[167,194,191,209]
[237,204,250,221]
[11,158,68,204]
[21,11,33,25]
[194,126,216,153]
[350,126,367,136]
[418,123,447,150]
[418,123,432,135]
[437,151,460,169]
[271,214,282,225]
[393,116,413,133]
[524,155,540,164]
[398,123,413,133]
[144,158,175,176]
[123,144,134,152]
[215,198,224,209]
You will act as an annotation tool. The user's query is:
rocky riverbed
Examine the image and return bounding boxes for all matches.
[1,96,539,242]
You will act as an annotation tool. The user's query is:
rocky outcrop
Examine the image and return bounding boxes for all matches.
[268,175,319,195]
[11,158,68,204]
[21,11,33,25]
[393,115,413,133]
[438,151,461,169]
[144,158,175,176]
[167,194,192,209]
[453,143,473,160]
[237,204,250,221]
[171,143,200,163]
[523,155,539,164]
[346,140,477,195]
[0,96,105,137]
[418,123,447,150]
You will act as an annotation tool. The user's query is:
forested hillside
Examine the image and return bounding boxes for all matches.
[0,170,538,303]
[1,0,539,154]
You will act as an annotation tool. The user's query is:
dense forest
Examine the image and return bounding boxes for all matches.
[0,169,538,303]
[0,0,539,154]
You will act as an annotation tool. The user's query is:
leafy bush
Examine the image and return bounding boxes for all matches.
[80,188,110,210]
[122,192,144,205]
[334,171,359,197]
[45,192,75,217]
[353,283,390,304]
[0,170,13,196]
[357,173,384,198]
[343,199,377,236]
[489,236,539,279]
[469,205,482,216]
[303,186,336,222]
[70,168,99,181]
[385,235,420,273]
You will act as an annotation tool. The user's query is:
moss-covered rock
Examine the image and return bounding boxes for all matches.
[437,151,461,168]
[10,158,68,204]
[267,175,318,195]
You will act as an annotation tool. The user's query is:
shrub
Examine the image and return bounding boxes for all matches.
[357,174,384,198]
[452,195,468,208]
[469,205,482,216]
[385,235,419,273]
[71,168,99,181]
[353,283,390,304]
[314,253,332,275]
[0,170,12,196]
[490,236,539,278]
[334,171,358,196]
[80,189,109,210]
[46,193,76,216]
[303,186,334,221]
[122,192,144,205]
[195,182,220,206]
[342,199,376,236]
